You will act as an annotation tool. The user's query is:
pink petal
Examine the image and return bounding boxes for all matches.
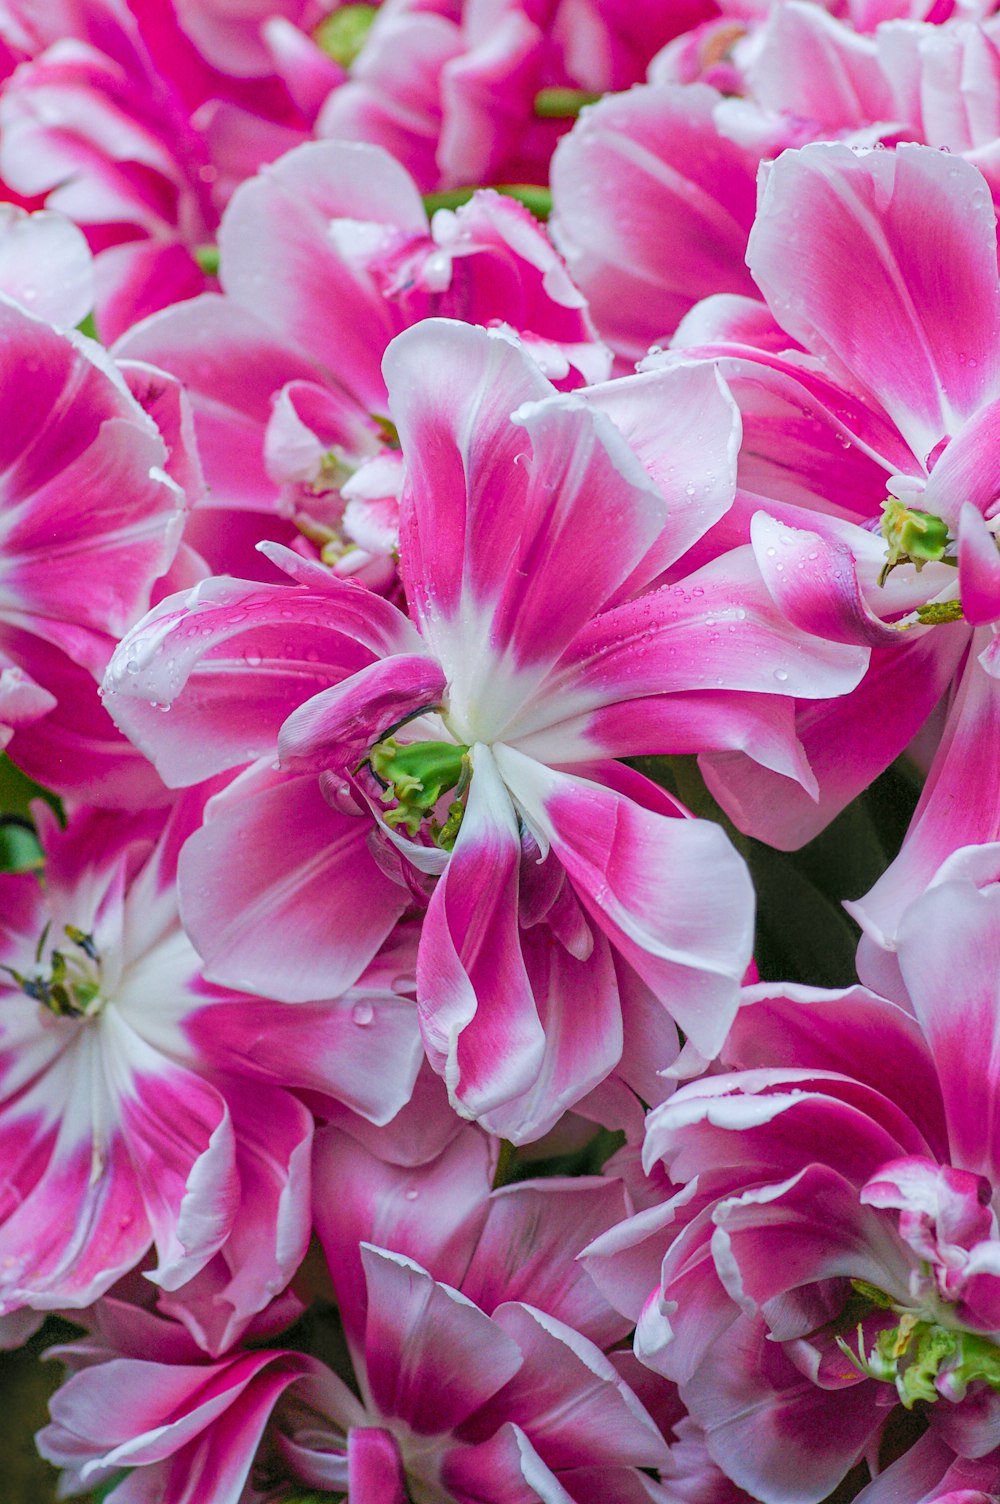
[748,143,1000,461]
[442,1421,575,1504]
[0,205,93,326]
[895,878,1000,1187]
[498,752,752,1057]
[682,1316,879,1504]
[178,766,409,1002]
[220,139,425,411]
[114,294,339,512]
[103,577,379,786]
[389,319,668,676]
[855,639,998,940]
[348,1427,408,1504]
[461,1178,632,1348]
[703,621,967,849]
[277,653,446,772]
[958,503,1000,626]
[313,1123,492,1353]
[361,1244,523,1433]
[471,1302,669,1470]
[187,982,422,1128]
[474,923,623,1144]
[582,361,741,591]
[550,83,758,360]
[417,743,545,1119]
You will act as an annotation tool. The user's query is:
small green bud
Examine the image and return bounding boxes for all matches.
[314,4,378,68]
[194,244,220,276]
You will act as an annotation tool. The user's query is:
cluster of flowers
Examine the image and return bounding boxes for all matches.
[5,0,1000,1500]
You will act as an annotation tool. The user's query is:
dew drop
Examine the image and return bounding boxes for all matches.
[352,1001,374,1026]
[773,668,789,682]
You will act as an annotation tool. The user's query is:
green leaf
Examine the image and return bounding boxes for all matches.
[0,820,43,873]
[0,754,62,822]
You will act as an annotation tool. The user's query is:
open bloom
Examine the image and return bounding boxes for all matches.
[0,794,422,1347]
[38,1126,676,1503]
[105,319,867,1139]
[115,135,608,587]
[583,845,1000,1502]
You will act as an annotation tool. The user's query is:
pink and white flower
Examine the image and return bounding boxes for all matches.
[583,851,1000,1501]
[38,1130,678,1502]
[0,792,422,1343]
[115,135,608,585]
[0,294,186,803]
[104,319,870,1137]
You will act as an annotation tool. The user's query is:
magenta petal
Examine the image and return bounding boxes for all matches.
[179,768,408,1002]
[958,504,1000,627]
[499,753,752,1057]
[582,360,741,589]
[277,653,446,772]
[479,1303,668,1470]
[475,923,623,1143]
[103,577,384,786]
[417,744,545,1120]
[118,1057,239,1293]
[855,641,999,939]
[751,511,901,647]
[442,1421,575,1504]
[682,1316,879,1504]
[748,143,1000,459]
[712,1163,914,1315]
[114,294,330,512]
[895,878,1000,1187]
[220,139,426,410]
[313,1123,491,1352]
[550,83,758,360]
[922,396,1000,531]
[347,1427,408,1504]
[704,622,967,849]
[187,985,422,1128]
[461,1178,631,1347]
[360,1244,523,1434]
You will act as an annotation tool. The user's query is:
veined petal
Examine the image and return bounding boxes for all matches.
[497,751,752,1058]
[360,1244,523,1434]
[748,143,1000,461]
[102,577,386,786]
[417,743,545,1120]
[277,653,446,772]
[178,767,409,1002]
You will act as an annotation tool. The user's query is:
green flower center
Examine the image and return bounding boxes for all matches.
[368,737,471,850]
[838,1279,1000,1408]
[879,498,953,586]
[3,924,102,1019]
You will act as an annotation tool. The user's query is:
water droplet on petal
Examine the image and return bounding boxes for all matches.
[352,1001,374,1026]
